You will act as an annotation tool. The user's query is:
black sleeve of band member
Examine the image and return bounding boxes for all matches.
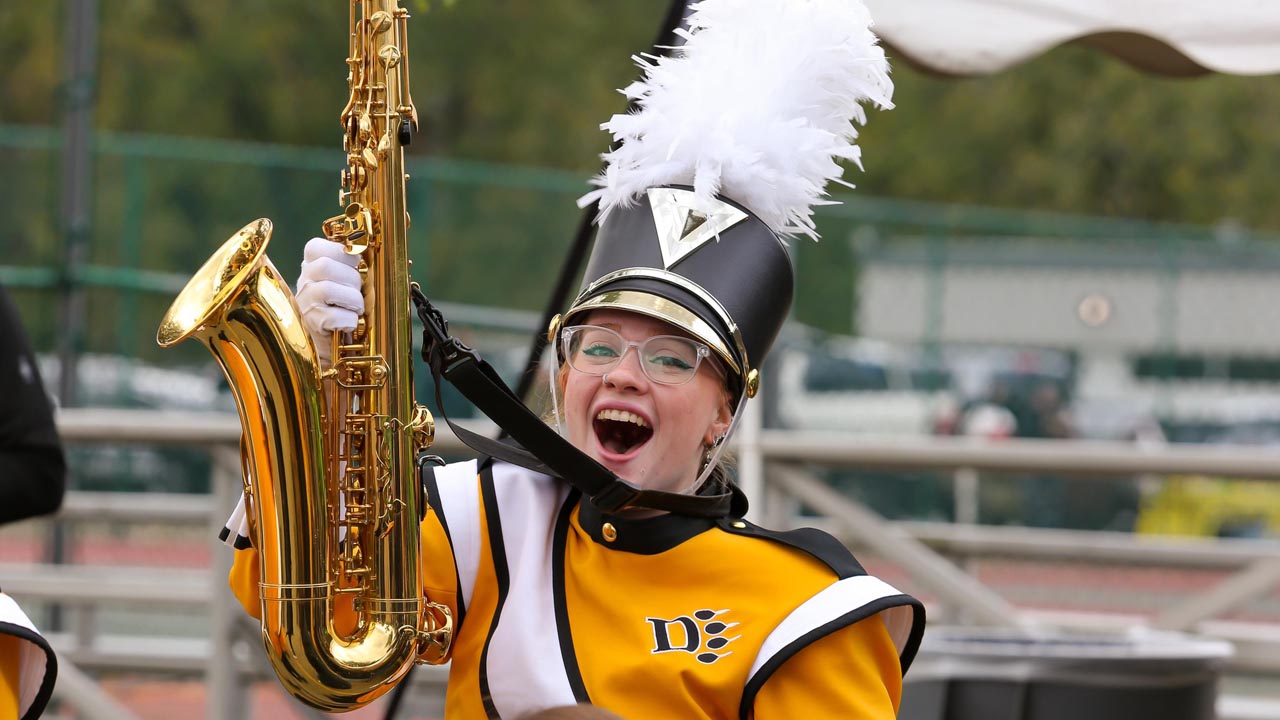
[737,597,927,720]
[0,286,66,525]
[0,621,58,720]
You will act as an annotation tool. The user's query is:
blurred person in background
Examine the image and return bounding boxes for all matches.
[219,0,923,716]
[1020,379,1075,528]
[0,284,63,718]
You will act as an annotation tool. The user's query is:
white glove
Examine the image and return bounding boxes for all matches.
[295,238,364,367]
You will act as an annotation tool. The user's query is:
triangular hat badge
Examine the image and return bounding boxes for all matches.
[648,187,748,269]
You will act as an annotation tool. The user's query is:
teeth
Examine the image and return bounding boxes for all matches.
[596,409,649,428]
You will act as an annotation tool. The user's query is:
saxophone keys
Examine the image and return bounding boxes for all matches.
[378,44,401,68]
[368,10,393,33]
[342,165,367,192]
[397,114,415,146]
[409,404,435,453]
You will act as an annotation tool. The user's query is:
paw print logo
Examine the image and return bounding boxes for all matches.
[646,609,741,664]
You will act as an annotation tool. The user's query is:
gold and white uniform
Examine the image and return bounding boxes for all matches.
[227,461,924,719]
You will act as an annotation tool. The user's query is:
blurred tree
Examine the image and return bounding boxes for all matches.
[4,3,1279,220]
[4,1,1280,341]
[858,45,1280,229]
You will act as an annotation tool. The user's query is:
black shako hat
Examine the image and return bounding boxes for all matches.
[562,186,791,400]
[555,0,894,406]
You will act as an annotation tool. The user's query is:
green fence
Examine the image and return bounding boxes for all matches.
[9,123,1280,504]
[11,121,1275,368]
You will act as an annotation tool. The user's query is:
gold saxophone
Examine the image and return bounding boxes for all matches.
[156,0,451,711]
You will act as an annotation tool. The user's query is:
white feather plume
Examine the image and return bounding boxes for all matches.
[578,0,894,241]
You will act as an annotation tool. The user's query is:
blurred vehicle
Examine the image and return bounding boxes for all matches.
[1137,474,1280,538]
[1136,417,1280,538]
[768,330,957,521]
[772,331,954,435]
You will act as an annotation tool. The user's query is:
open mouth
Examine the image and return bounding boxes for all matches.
[593,408,654,456]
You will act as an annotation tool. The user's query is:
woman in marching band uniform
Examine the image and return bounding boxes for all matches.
[225,0,924,716]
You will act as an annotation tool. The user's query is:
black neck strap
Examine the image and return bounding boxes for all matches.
[412,286,735,519]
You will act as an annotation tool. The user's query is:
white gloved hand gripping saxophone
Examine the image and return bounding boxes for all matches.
[294,237,366,368]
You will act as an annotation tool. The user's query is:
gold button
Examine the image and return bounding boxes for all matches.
[602,523,617,542]
[731,521,746,529]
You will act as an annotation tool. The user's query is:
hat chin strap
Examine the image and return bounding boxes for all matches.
[679,390,748,496]
[548,356,565,437]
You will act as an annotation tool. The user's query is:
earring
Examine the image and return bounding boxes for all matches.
[700,435,725,475]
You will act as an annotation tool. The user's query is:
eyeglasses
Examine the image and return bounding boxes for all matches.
[560,324,712,386]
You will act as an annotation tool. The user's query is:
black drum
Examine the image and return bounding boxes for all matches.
[899,628,1232,720]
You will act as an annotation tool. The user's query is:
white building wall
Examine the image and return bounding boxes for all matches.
[1176,271,1280,354]
[858,266,930,340]
[861,263,1280,356]
[939,268,1161,350]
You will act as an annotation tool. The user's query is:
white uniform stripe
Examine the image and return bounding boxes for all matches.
[747,575,913,682]
[1,593,51,718]
[433,459,481,611]
[487,463,577,717]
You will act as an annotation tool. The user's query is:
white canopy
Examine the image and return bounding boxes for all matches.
[864,0,1280,77]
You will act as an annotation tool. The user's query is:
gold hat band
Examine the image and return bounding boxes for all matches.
[565,290,741,377]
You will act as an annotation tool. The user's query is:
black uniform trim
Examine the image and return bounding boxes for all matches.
[715,519,866,579]
[424,467,466,626]
[476,465,507,719]
[551,489,591,703]
[895,601,926,670]
[0,620,57,720]
[737,596,926,720]
[217,525,253,550]
[577,499,715,554]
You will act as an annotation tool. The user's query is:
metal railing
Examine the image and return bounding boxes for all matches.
[6,408,1280,717]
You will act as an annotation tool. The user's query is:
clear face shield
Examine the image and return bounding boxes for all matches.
[547,320,748,497]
